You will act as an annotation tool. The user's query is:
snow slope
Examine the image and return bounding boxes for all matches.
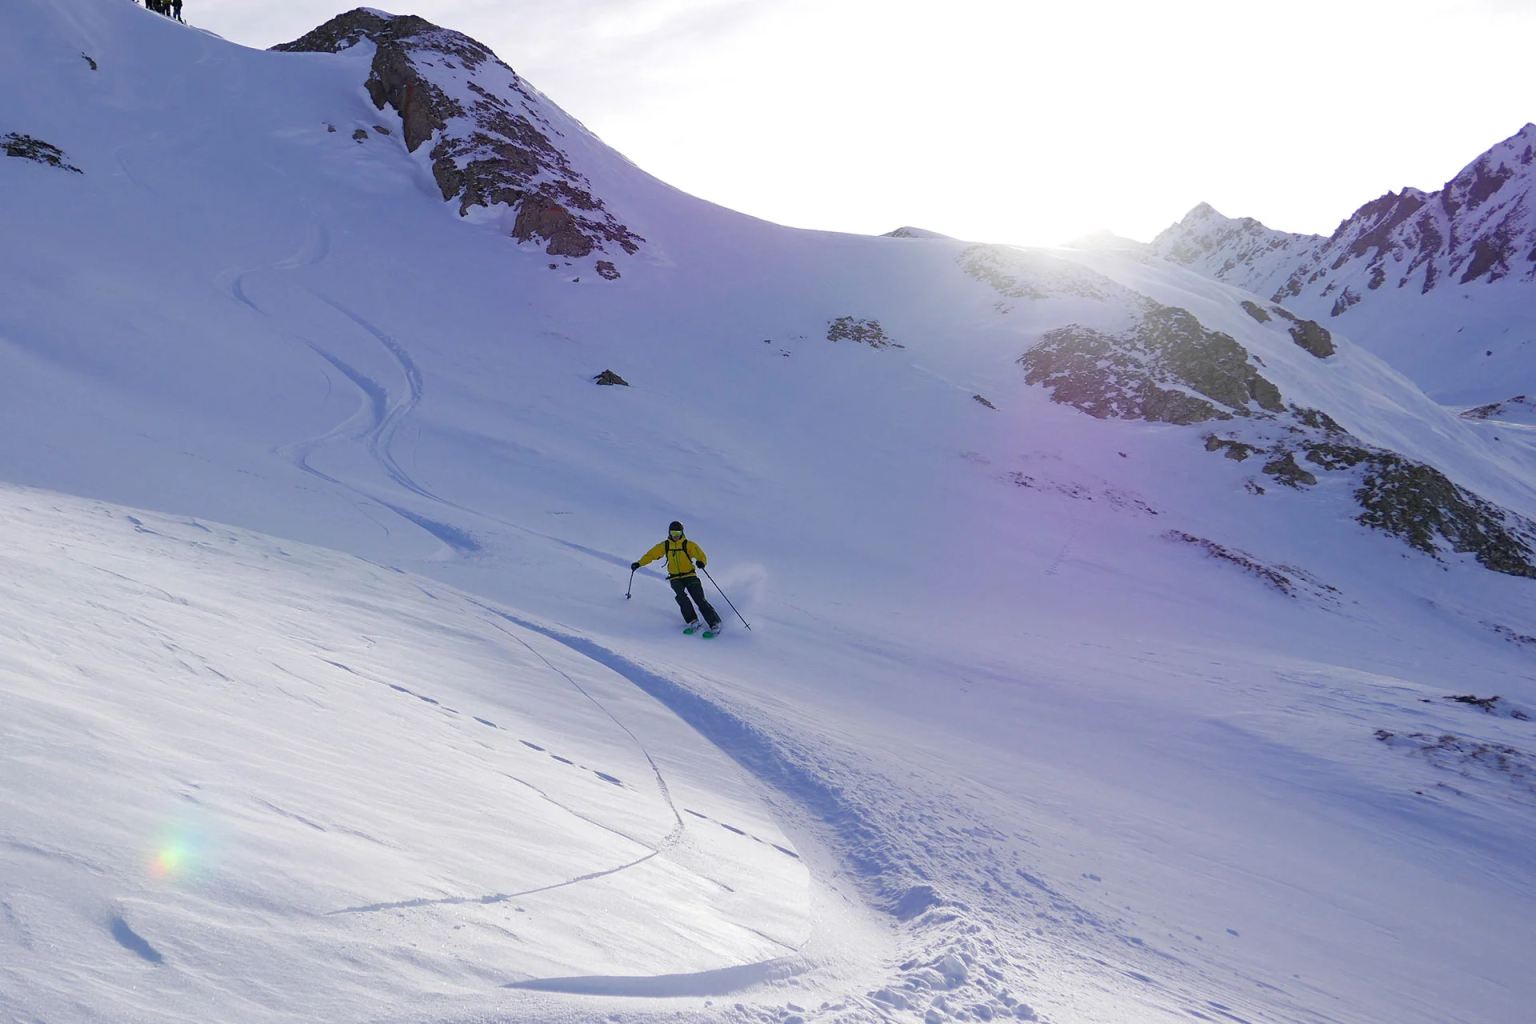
[4,4,1536,1024]
[1,486,819,1021]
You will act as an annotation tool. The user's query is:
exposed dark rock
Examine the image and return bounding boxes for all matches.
[512,198,592,257]
[274,9,641,258]
[1021,304,1283,426]
[1205,436,1259,461]
[1292,406,1345,433]
[1461,226,1513,283]
[1289,439,1536,576]
[1262,451,1317,488]
[972,394,997,410]
[1166,531,1339,600]
[1329,286,1361,316]
[351,128,368,142]
[81,52,97,71]
[1353,453,1536,576]
[1021,292,1536,579]
[828,317,901,349]
[2,133,81,173]
[593,369,629,386]
[372,124,391,136]
[1240,300,1270,323]
[1446,694,1518,715]
[594,260,620,280]
[1461,395,1529,420]
[1375,729,1535,800]
[884,226,953,239]
[1289,320,1335,358]
[1487,621,1536,648]
[1271,307,1336,358]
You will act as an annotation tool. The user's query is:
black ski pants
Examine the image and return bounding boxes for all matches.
[670,575,719,627]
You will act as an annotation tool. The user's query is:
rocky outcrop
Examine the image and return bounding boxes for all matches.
[3,133,80,173]
[1461,395,1534,422]
[1021,304,1285,426]
[1240,300,1270,323]
[1166,531,1340,601]
[1272,307,1335,358]
[884,226,953,240]
[1017,294,1536,578]
[512,199,592,257]
[274,9,641,259]
[827,317,901,349]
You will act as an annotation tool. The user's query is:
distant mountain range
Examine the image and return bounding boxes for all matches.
[1151,123,1535,309]
[1141,125,1536,403]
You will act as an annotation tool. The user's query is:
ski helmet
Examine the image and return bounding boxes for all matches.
[669,520,684,534]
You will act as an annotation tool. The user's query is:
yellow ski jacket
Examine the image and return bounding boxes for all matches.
[638,536,707,579]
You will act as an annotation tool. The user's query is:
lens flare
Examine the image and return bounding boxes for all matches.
[149,832,203,879]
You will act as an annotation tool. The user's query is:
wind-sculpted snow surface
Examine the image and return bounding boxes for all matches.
[0,487,811,1022]
[5,2,1536,1024]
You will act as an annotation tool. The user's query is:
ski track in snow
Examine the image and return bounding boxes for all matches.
[318,597,705,926]
[327,849,666,916]
[228,224,480,553]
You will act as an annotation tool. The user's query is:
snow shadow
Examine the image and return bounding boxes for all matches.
[489,610,927,915]
[506,957,803,996]
[109,916,163,964]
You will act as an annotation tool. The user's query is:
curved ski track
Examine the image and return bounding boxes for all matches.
[224,224,809,991]
[227,223,477,553]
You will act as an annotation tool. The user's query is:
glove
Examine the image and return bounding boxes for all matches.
[630,562,640,571]
[694,560,705,568]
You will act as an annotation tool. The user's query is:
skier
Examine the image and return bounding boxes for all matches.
[173,0,183,23]
[632,521,722,635]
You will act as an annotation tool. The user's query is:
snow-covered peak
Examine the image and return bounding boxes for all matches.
[1153,123,1536,306]
[1148,202,1321,295]
[274,8,642,259]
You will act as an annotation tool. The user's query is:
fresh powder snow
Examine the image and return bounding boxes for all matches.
[3,3,1535,1024]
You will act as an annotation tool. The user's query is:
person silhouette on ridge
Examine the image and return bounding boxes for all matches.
[632,521,722,634]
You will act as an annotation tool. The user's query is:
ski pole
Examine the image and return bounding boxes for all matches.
[626,567,636,599]
[700,566,752,630]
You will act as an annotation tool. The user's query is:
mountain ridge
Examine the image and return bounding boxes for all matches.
[1152,122,1536,308]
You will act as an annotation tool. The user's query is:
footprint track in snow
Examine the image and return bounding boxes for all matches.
[683,808,800,859]
[325,615,689,916]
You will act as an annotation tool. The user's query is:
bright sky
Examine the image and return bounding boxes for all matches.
[192,0,1536,246]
